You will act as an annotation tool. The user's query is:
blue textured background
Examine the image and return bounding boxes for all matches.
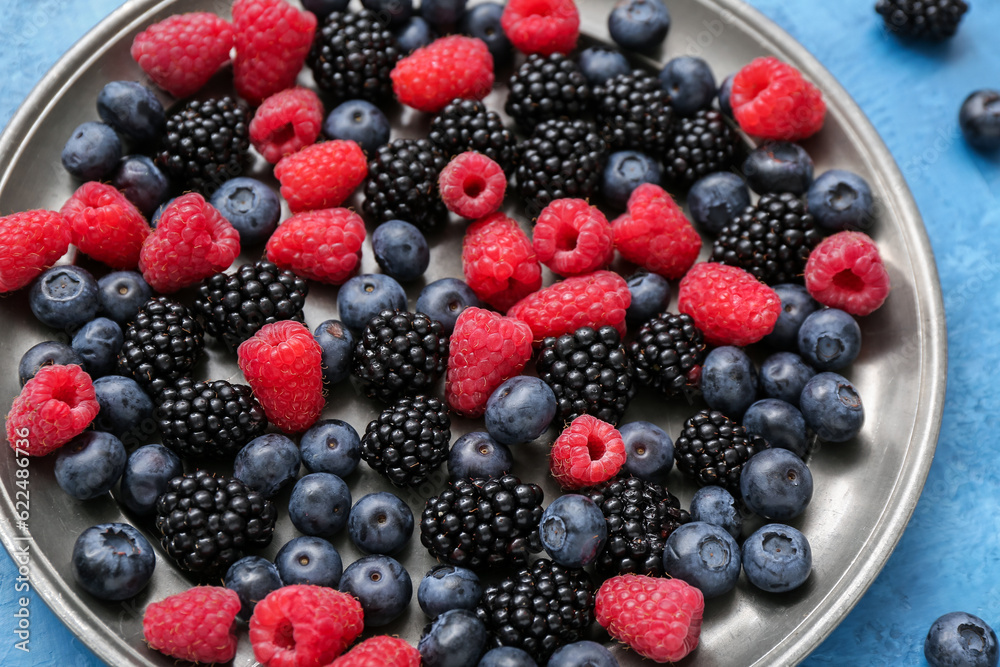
[1,1,997,665]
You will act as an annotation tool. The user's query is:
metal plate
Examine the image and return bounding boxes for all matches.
[0,1,946,665]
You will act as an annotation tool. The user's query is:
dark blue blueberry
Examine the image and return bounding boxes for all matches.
[118,444,183,516]
[625,270,671,327]
[577,46,631,86]
[479,646,538,666]
[416,278,483,334]
[418,608,488,667]
[395,16,436,53]
[619,420,673,484]
[739,447,813,520]
[960,90,1000,151]
[687,172,751,235]
[689,485,742,540]
[288,473,352,538]
[224,556,283,620]
[718,73,735,117]
[62,121,122,181]
[97,270,153,326]
[741,523,812,593]
[112,155,170,218]
[663,521,741,598]
[602,150,662,210]
[743,398,809,459]
[301,0,349,18]
[797,308,861,372]
[234,434,302,498]
[539,494,607,568]
[763,283,821,350]
[339,554,412,627]
[701,345,759,419]
[18,341,83,387]
[608,0,670,51]
[92,375,155,442]
[71,523,155,601]
[659,56,716,116]
[337,273,407,333]
[372,219,430,282]
[55,431,127,501]
[742,141,814,195]
[925,611,999,667]
[421,0,467,30]
[71,317,123,378]
[759,352,816,407]
[548,641,616,667]
[275,535,343,588]
[460,3,511,64]
[807,169,875,232]
[314,320,356,386]
[300,418,361,477]
[484,376,557,446]
[447,431,513,480]
[799,372,865,443]
[209,177,281,245]
[348,492,415,555]
[417,565,482,619]
[324,100,391,154]
[29,265,100,330]
[96,81,165,145]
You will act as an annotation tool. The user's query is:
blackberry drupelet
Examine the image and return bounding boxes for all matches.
[156,378,267,460]
[420,474,544,570]
[628,312,706,400]
[428,99,518,172]
[352,310,449,402]
[363,138,449,231]
[663,109,740,188]
[476,559,594,661]
[674,409,770,495]
[118,296,204,395]
[712,192,822,284]
[193,260,308,350]
[308,10,401,101]
[155,470,276,577]
[156,96,250,195]
[875,0,968,39]
[593,70,673,154]
[505,53,592,132]
[361,394,451,487]
[515,119,609,214]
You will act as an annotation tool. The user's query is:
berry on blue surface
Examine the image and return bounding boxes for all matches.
[448,431,513,480]
[275,535,343,588]
[701,345,759,419]
[97,270,152,326]
[800,372,865,442]
[209,177,281,245]
[739,447,813,520]
[418,608,488,667]
[421,0,467,30]
[807,169,875,232]
[687,171,751,235]
[960,89,1000,151]
[743,398,810,459]
[625,270,671,327]
[112,155,170,217]
[742,523,812,593]
[539,494,607,568]
[288,473,352,538]
[602,150,662,210]
[763,283,822,350]
[348,491,415,555]
[300,418,361,477]
[689,485,742,540]
[742,141,814,195]
[417,564,483,619]
[663,521,742,598]
[416,277,483,334]
[71,523,155,601]
[460,3,511,63]
[339,554,412,626]
[29,265,101,331]
[18,341,82,387]
[395,16,436,53]
[55,431,128,501]
[92,375,155,442]
[718,73,735,117]
[324,100,391,154]
[117,444,182,516]
[233,433,302,499]
[659,56,717,116]
[798,308,862,371]
[608,0,671,52]
[924,611,999,667]
[759,352,816,407]
[361,0,414,26]
[372,219,431,282]
[224,556,283,620]
[314,320,356,386]
[62,121,122,181]
[337,273,408,333]
[577,46,631,86]
[484,376,557,446]
[479,646,538,666]
[548,641,616,667]
[619,420,673,484]
[96,80,165,145]
[71,316,123,378]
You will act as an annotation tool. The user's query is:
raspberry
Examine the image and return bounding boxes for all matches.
[549,415,626,489]
[249,87,325,164]
[273,140,367,213]
[329,636,420,667]
[0,210,70,294]
[130,13,234,99]
[391,36,494,113]
[439,151,507,219]
[507,270,631,343]
[232,0,317,105]
[142,587,241,664]
[445,307,533,417]
[612,183,701,280]
[462,212,542,311]
[804,231,891,316]
[265,208,365,284]
[595,575,704,663]
[249,585,363,667]
[5,365,98,457]
[238,321,325,433]
[501,0,580,56]
[677,262,782,347]
[731,56,826,141]
[60,182,150,270]
[138,193,240,293]
[532,198,614,276]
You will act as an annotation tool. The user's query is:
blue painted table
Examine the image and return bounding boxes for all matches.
[1,1,996,665]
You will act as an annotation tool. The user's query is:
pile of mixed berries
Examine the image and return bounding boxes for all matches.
[3,0,900,664]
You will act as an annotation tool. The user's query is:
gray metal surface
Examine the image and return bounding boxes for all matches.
[0,0,946,665]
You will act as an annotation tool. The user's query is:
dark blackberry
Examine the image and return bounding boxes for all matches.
[663,109,740,188]
[674,409,770,495]
[118,296,204,395]
[593,70,673,154]
[363,138,449,231]
[155,470,276,577]
[420,474,544,570]
[352,310,449,402]
[476,559,594,662]
[875,0,968,39]
[627,312,706,400]
[428,99,518,172]
[156,96,250,195]
[361,394,451,487]
[308,10,401,101]
[505,53,592,132]
[155,378,267,460]
[536,325,635,426]
[193,260,308,350]
[515,119,608,215]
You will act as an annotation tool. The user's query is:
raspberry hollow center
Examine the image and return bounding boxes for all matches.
[587,434,607,461]
[269,123,295,147]
[832,268,865,293]
[463,174,486,198]
[275,621,296,650]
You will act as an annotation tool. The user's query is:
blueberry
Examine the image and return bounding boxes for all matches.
[92,375,155,442]
[372,219,430,282]
[742,141,814,195]
[960,89,1000,151]
[118,444,183,516]
[71,523,155,601]
[421,0,467,30]
[625,270,671,327]
[689,486,742,540]
[687,172,751,234]
[348,492,415,555]
[418,608,488,667]
[29,265,100,330]
[55,431,127,501]
[112,155,170,217]
[62,121,121,181]
[416,278,483,334]
[797,308,861,371]
[925,611,999,667]
[337,273,407,332]
[799,372,865,442]
[395,16,436,53]
[539,494,607,568]
[97,81,165,144]
[209,177,281,245]
[759,352,816,407]
[447,431,513,480]
[288,473,352,538]
[741,523,812,593]
[460,3,511,64]
[340,554,412,627]
[743,398,810,459]
[234,434,302,498]
[417,565,483,619]
[548,641,616,667]
[762,283,821,350]
[740,447,813,520]
[71,317,123,378]
[313,320,356,386]
[324,100,391,154]
[301,0,349,18]
[718,73,735,117]
[275,535,343,588]
[97,270,153,326]
[807,169,875,232]
[663,521,741,598]
[479,646,538,666]
[484,376,557,445]
[701,345,759,419]
[224,556,283,620]
[361,0,413,25]
[608,0,670,51]
[577,46,631,86]
[18,341,83,386]
[619,420,673,483]
[659,56,716,116]
[300,418,361,477]
[602,150,662,210]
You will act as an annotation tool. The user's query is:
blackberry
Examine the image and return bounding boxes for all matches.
[155,470,276,577]
[420,474,544,570]
[663,109,740,188]
[875,0,968,39]
[593,70,673,154]
[627,312,706,400]
[476,559,594,661]
[515,119,608,215]
[156,96,250,195]
[674,409,770,495]
[582,475,689,577]
[505,53,592,132]
[352,310,449,402]
[155,378,267,460]
[193,260,308,350]
[361,394,451,487]
[118,296,204,395]
[428,99,518,172]
[308,10,401,101]
[536,325,635,426]
[363,138,449,231]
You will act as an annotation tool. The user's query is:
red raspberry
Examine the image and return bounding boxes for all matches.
[446,307,533,417]
[233,0,317,105]
[0,210,71,294]
[391,36,494,113]
[549,415,626,490]
[60,182,150,270]
[238,321,325,433]
[507,270,631,343]
[804,231,891,316]
[439,151,507,219]
[142,587,241,664]
[130,12,234,99]
[265,208,365,285]
[5,365,98,457]
[678,262,781,347]
[250,87,325,164]
[249,585,363,667]
[329,636,421,667]
[138,193,240,293]
[613,183,701,280]
[532,198,614,276]
[595,575,704,663]
[731,56,826,141]
[501,0,580,56]
[462,212,542,311]
[274,140,368,212]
